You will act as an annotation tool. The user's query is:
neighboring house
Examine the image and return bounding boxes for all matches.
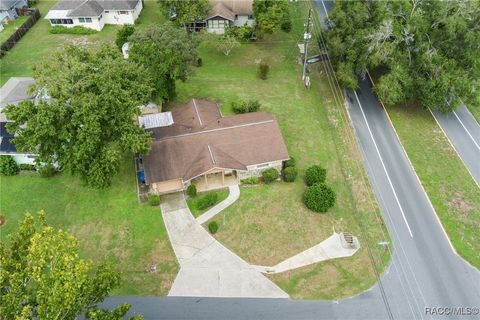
[0,0,27,22]
[0,77,36,165]
[45,0,143,31]
[140,99,289,194]
[205,0,254,34]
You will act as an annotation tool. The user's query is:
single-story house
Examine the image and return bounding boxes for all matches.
[141,99,289,194]
[0,77,37,164]
[45,0,143,31]
[205,0,254,34]
[0,0,27,22]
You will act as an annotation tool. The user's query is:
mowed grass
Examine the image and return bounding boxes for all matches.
[0,0,164,85]
[384,103,480,268]
[174,3,391,299]
[187,189,229,218]
[0,155,179,295]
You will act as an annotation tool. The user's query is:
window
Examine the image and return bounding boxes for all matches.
[104,10,109,13]
[79,17,92,23]
[248,15,254,19]
[85,17,92,22]
[119,11,128,14]
[257,163,269,169]
[51,19,73,25]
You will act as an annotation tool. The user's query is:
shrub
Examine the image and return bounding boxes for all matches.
[196,57,203,67]
[231,100,261,114]
[18,164,36,171]
[262,168,279,183]
[50,26,97,35]
[305,165,326,186]
[226,25,254,41]
[38,164,56,178]
[186,184,197,197]
[258,61,269,80]
[241,176,259,185]
[281,20,292,33]
[283,157,296,169]
[283,166,297,182]
[303,183,336,212]
[148,194,160,206]
[208,221,219,234]
[0,156,18,176]
[197,192,218,210]
[115,25,135,49]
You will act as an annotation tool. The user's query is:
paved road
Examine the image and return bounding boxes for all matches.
[432,104,480,186]
[99,2,480,318]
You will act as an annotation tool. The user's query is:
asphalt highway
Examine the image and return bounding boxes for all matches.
[432,104,480,186]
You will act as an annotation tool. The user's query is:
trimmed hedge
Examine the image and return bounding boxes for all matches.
[305,165,326,186]
[231,100,261,114]
[303,183,336,212]
[0,156,18,176]
[186,184,197,197]
[283,166,297,182]
[50,26,98,35]
[208,221,219,234]
[262,168,279,183]
[241,176,259,184]
[148,194,160,206]
[197,192,218,210]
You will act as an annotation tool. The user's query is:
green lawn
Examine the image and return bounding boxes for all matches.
[384,103,480,268]
[0,16,29,44]
[0,155,179,295]
[173,2,391,299]
[0,0,165,85]
[187,189,229,218]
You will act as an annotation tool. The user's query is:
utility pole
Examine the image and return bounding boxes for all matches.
[302,8,312,81]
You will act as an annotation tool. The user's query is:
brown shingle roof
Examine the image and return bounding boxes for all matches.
[142,99,289,184]
[206,0,253,21]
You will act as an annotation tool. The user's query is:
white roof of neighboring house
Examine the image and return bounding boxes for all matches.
[0,77,35,108]
[139,112,174,129]
[45,0,140,19]
[44,10,70,19]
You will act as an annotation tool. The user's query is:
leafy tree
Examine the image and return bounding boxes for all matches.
[0,155,18,176]
[5,44,154,188]
[116,25,135,49]
[253,0,291,34]
[128,24,199,102]
[0,212,141,320]
[327,1,480,113]
[158,0,211,26]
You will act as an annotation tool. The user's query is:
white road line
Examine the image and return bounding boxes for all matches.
[321,0,329,19]
[453,110,480,151]
[354,91,414,238]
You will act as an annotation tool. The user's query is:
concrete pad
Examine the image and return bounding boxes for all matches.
[160,194,288,298]
[196,185,240,224]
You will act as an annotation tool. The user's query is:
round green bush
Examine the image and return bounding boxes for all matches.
[283,157,296,169]
[303,183,336,212]
[186,184,197,197]
[305,165,326,186]
[148,194,160,206]
[283,166,297,182]
[262,168,279,183]
[0,156,18,176]
[208,221,219,234]
[38,164,56,178]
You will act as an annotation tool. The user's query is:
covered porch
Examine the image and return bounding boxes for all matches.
[191,168,238,193]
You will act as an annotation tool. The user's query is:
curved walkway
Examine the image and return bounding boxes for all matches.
[196,185,240,224]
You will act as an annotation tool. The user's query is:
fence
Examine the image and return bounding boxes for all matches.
[0,8,40,59]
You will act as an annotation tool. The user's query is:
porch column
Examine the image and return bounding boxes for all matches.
[204,174,208,187]
[222,171,225,185]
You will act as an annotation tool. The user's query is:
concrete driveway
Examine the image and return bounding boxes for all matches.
[160,193,288,298]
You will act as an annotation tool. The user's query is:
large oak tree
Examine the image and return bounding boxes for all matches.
[327,1,480,113]
[5,44,154,188]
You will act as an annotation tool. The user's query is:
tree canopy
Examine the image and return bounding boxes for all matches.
[0,212,141,320]
[158,0,211,26]
[5,44,154,188]
[128,23,199,102]
[253,0,291,34]
[327,1,480,113]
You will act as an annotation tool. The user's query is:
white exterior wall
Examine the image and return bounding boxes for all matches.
[1,153,37,165]
[237,160,284,180]
[233,15,254,27]
[103,8,136,25]
[73,16,104,30]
